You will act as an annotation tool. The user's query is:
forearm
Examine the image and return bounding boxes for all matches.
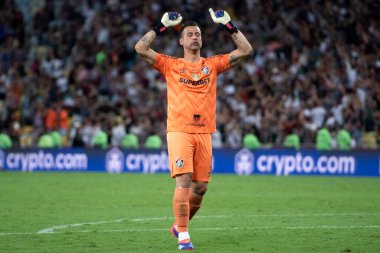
[231,31,253,55]
[228,31,253,66]
[208,8,253,66]
[135,30,157,54]
[135,12,181,65]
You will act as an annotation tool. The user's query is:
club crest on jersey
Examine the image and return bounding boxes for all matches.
[176,159,184,168]
[201,65,210,74]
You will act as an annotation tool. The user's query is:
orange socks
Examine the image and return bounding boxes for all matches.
[189,192,203,220]
[173,187,191,232]
[173,188,204,235]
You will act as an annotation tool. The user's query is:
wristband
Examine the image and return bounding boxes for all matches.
[153,23,167,35]
[224,21,238,34]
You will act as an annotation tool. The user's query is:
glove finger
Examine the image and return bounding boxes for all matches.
[208,8,216,20]
[168,12,180,21]
[173,15,183,25]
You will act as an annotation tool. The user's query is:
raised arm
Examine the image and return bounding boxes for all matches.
[209,8,253,67]
[135,12,183,66]
[135,31,158,66]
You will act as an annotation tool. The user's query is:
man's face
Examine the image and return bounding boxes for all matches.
[179,26,202,50]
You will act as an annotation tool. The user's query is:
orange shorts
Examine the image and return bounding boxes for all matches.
[167,132,212,182]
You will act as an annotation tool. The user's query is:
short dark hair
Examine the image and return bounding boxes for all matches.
[180,21,200,36]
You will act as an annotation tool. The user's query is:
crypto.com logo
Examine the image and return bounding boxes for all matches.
[0,149,4,169]
[106,147,124,173]
[234,148,254,175]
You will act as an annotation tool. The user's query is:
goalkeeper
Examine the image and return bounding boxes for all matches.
[135,8,253,250]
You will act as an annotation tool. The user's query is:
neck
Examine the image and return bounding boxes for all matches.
[183,49,201,63]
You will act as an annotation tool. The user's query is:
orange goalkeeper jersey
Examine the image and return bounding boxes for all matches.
[153,53,231,133]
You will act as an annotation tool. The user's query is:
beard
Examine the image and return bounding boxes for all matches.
[189,42,201,49]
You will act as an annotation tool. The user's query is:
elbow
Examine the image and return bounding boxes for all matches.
[135,41,148,55]
[135,43,143,55]
[239,44,253,58]
[246,45,254,57]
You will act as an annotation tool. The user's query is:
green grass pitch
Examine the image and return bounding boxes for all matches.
[0,172,380,252]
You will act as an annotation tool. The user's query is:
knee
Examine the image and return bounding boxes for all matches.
[175,173,192,188]
[192,183,208,196]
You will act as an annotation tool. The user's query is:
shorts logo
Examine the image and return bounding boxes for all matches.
[176,159,184,168]
[193,114,201,122]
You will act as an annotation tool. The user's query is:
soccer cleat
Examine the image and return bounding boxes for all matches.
[170,223,179,238]
[178,240,194,250]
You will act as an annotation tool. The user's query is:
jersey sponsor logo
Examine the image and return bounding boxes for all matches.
[179,77,210,86]
[176,159,184,168]
[185,122,206,127]
[185,114,206,127]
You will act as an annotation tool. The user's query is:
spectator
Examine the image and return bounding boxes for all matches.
[337,128,352,150]
[50,130,62,148]
[111,116,126,146]
[91,130,108,149]
[144,133,162,149]
[45,103,69,136]
[0,132,12,149]
[316,127,333,151]
[37,133,54,148]
[0,0,379,149]
[121,133,139,149]
[283,133,300,150]
[243,133,261,149]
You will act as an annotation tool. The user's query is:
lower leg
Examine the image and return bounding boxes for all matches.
[189,181,208,220]
[173,174,192,234]
[189,192,203,220]
[173,187,191,233]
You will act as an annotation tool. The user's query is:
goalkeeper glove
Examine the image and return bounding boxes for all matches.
[153,12,183,35]
[209,8,238,34]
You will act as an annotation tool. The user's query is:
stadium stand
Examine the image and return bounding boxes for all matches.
[0,0,379,149]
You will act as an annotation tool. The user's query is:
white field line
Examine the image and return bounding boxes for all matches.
[40,213,380,234]
[82,225,380,233]
[2,225,380,236]
[197,213,380,218]
[37,218,127,234]
[0,213,379,236]
[0,232,36,236]
[29,212,380,234]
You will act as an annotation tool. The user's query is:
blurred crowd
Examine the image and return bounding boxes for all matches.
[0,0,379,149]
